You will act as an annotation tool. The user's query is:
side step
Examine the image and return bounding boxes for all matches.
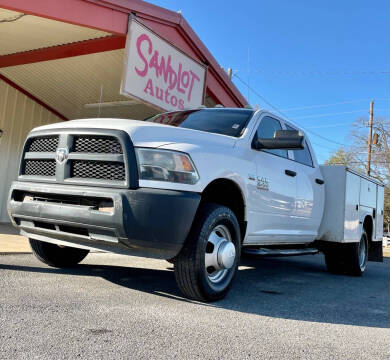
[243,247,319,257]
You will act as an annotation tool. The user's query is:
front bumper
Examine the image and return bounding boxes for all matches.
[8,181,200,259]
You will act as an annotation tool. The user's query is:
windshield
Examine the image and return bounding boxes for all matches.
[146,109,254,137]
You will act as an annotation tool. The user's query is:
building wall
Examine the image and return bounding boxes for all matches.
[0,78,61,222]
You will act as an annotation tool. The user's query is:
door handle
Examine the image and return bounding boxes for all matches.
[315,178,324,185]
[285,169,297,177]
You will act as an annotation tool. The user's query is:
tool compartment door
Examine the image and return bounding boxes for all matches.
[360,178,377,208]
[376,185,384,240]
[344,171,360,242]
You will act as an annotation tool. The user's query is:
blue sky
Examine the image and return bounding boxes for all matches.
[150,0,389,163]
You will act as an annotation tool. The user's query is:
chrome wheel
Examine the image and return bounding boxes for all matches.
[174,203,241,301]
[205,224,236,284]
[359,235,367,270]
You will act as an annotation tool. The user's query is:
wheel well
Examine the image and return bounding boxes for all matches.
[200,179,246,241]
[363,215,383,262]
[363,216,373,242]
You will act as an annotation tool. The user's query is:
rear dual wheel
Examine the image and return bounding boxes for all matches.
[174,203,241,302]
[325,230,368,276]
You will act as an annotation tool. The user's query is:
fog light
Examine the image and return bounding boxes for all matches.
[23,195,33,202]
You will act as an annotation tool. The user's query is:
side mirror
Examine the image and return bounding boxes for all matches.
[254,130,305,150]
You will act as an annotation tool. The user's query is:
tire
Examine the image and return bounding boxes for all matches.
[29,239,89,268]
[174,203,241,302]
[325,230,368,276]
[348,230,368,276]
[324,252,344,274]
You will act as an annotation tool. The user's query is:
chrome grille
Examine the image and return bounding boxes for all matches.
[71,161,125,181]
[74,136,122,154]
[24,160,56,176]
[28,136,59,152]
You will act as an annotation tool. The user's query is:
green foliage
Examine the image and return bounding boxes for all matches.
[324,149,355,166]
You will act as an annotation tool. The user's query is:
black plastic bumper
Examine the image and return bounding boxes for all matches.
[8,182,201,259]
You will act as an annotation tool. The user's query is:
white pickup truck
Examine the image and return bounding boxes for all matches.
[7,108,384,301]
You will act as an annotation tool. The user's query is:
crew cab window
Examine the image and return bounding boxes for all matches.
[255,116,287,158]
[285,124,313,167]
[146,109,254,137]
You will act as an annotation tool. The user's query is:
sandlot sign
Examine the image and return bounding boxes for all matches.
[121,18,207,111]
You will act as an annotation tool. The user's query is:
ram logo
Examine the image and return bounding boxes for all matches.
[56,148,69,164]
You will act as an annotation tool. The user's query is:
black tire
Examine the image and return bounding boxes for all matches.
[174,203,241,302]
[324,252,344,274]
[29,239,89,268]
[324,230,368,276]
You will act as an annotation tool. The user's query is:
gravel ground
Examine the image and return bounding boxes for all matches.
[0,253,389,360]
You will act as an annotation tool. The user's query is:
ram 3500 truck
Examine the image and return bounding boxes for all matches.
[7,108,384,301]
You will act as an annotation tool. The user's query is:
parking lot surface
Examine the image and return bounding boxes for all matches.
[0,253,389,360]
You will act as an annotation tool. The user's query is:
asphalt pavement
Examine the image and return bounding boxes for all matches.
[0,252,389,360]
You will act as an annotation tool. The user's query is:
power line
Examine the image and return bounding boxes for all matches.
[251,69,390,76]
[234,74,282,115]
[305,128,345,146]
[280,98,388,112]
[308,122,390,130]
[306,122,356,129]
[230,70,390,80]
[233,74,346,146]
[311,141,339,151]
[293,109,389,120]
[330,161,390,165]
[294,109,369,119]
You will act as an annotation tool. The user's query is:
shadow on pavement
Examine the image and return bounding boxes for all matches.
[1,254,389,328]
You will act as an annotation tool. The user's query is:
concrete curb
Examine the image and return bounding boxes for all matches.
[0,250,103,256]
[0,252,32,256]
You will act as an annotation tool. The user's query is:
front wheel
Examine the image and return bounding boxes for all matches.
[174,203,241,302]
[29,239,89,268]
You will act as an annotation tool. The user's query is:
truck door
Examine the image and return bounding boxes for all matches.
[285,125,324,242]
[246,116,298,244]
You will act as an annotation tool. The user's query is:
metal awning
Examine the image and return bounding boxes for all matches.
[0,9,110,56]
[1,49,160,120]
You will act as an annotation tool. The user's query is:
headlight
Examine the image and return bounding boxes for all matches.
[135,148,199,185]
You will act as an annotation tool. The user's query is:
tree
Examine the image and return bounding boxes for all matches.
[324,148,356,167]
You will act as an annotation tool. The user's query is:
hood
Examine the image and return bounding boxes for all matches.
[33,118,237,148]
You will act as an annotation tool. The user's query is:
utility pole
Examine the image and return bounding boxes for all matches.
[366,100,374,176]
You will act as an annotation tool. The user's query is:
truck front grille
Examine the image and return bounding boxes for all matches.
[24,160,56,176]
[21,131,130,186]
[74,136,122,154]
[71,160,125,181]
[28,136,59,152]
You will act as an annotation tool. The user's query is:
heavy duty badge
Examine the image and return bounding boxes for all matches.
[256,177,269,191]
